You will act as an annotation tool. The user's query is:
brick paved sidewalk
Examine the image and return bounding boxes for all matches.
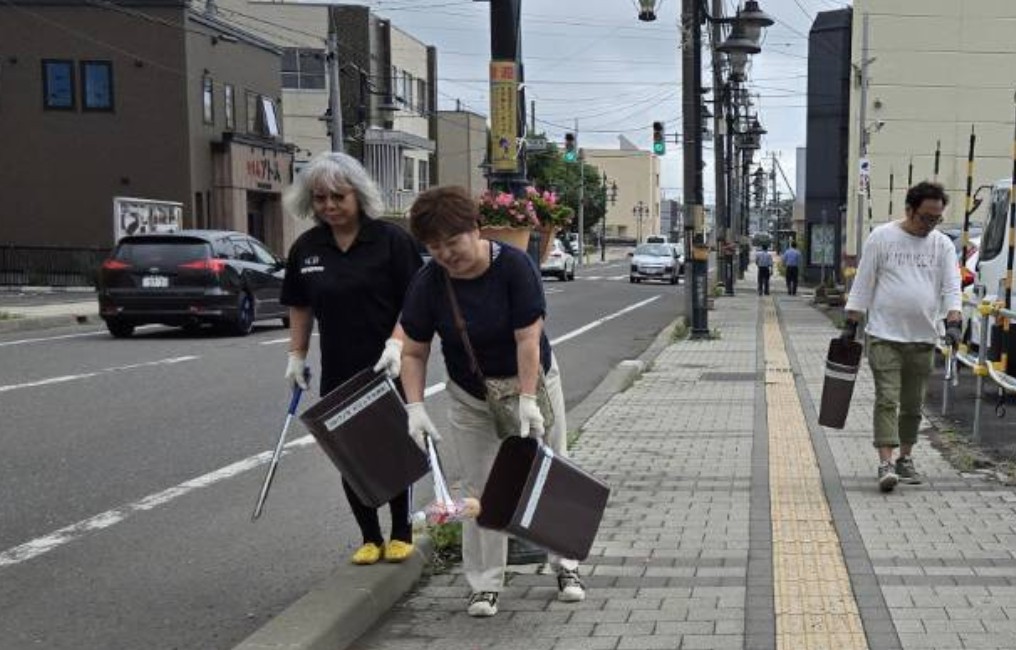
[348,277,1016,650]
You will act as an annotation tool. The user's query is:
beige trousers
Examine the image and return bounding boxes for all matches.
[443,355,579,593]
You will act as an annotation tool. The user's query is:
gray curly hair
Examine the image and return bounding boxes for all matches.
[283,151,385,221]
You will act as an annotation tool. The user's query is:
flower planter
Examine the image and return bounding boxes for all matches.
[536,226,558,264]
[479,226,531,251]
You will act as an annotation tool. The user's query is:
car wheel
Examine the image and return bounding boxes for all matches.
[567,265,575,281]
[629,276,636,284]
[282,316,291,329]
[230,293,255,336]
[106,319,135,338]
[181,321,203,334]
[670,274,679,285]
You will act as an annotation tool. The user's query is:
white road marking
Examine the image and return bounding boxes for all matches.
[0,296,660,567]
[0,325,163,348]
[0,356,200,394]
[260,333,320,346]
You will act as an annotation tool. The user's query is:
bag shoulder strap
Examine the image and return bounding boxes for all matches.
[442,270,485,381]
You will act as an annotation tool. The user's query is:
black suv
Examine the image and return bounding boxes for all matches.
[97,230,288,338]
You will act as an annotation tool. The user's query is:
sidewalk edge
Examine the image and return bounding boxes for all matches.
[0,313,99,334]
[232,537,433,650]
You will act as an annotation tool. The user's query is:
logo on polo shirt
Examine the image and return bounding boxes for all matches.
[301,255,324,274]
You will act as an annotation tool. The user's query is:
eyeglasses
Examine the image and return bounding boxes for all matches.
[915,212,943,226]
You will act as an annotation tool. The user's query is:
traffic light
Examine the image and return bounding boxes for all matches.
[564,132,577,162]
[652,121,666,155]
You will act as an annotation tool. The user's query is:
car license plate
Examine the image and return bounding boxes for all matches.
[142,275,169,288]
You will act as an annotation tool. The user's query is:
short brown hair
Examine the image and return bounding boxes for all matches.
[409,186,479,244]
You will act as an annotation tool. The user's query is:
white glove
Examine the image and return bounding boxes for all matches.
[518,394,545,438]
[372,338,403,379]
[284,351,309,391]
[406,402,441,447]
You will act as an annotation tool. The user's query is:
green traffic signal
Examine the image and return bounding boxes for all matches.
[564,132,577,163]
[564,150,578,162]
[652,121,665,155]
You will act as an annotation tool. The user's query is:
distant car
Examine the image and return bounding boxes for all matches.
[564,232,580,255]
[96,230,288,338]
[629,243,680,284]
[541,240,576,281]
[670,243,686,275]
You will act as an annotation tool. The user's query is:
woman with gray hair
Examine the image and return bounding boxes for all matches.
[280,151,423,565]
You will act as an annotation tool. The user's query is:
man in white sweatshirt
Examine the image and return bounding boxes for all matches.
[843,181,962,492]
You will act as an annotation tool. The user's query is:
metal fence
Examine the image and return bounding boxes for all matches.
[0,245,110,287]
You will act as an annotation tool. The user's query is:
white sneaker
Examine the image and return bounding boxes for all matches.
[467,591,498,617]
[556,569,586,602]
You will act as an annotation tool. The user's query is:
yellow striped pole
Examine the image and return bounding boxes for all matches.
[961,126,976,265]
[866,172,874,233]
[908,157,914,187]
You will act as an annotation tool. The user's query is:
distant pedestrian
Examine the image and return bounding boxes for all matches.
[399,186,585,618]
[755,244,773,295]
[280,151,423,566]
[843,181,961,492]
[782,241,802,295]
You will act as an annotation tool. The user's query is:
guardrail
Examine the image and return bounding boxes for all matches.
[938,296,1016,443]
[1,245,109,287]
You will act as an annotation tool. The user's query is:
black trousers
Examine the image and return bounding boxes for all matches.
[342,480,412,545]
[785,266,799,295]
[757,267,771,295]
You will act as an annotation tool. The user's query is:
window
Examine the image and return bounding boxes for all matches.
[246,91,258,133]
[202,75,214,124]
[42,59,75,110]
[81,61,113,111]
[261,96,280,137]
[224,84,235,130]
[246,91,281,138]
[248,238,279,266]
[402,156,414,191]
[403,71,413,110]
[390,65,399,103]
[416,78,427,114]
[418,159,430,191]
[281,48,325,90]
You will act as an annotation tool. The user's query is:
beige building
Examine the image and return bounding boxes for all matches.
[436,110,488,196]
[846,0,1016,256]
[198,1,437,217]
[584,144,661,242]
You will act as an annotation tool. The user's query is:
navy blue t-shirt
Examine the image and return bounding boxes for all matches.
[400,242,552,400]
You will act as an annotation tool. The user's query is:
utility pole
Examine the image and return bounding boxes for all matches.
[327,30,344,154]
[576,118,585,265]
[682,0,708,338]
[853,12,870,268]
[710,0,729,295]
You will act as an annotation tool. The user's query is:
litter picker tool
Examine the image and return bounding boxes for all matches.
[251,376,307,521]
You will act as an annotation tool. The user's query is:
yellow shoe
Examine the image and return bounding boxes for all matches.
[384,540,414,563]
[351,542,383,565]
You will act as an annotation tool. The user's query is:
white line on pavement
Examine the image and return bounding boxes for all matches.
[260,332,320,346]
[0,296,659,567]
[0,356,200,394]
[0,325,163,348]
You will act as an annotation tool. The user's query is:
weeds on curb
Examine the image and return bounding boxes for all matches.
[423,521,462,575]
[671,318,689,342]
[0,311,20,321]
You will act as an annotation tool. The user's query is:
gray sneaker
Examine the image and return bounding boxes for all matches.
[878,461,898,492]
[556,568,586,602]
[895,456,922,484]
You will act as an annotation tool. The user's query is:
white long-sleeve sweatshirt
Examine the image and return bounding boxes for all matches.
[845,221,961,344]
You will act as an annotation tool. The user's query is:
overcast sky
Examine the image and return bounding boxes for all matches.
[352,0,852,203]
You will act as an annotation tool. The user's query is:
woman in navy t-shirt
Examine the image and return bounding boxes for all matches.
[399,186,585,618]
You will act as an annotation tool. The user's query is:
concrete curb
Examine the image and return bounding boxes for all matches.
[230,318,680,650]
[0,312,99,334]
[233,537,434,650]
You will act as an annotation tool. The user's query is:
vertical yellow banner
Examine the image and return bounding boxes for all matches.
[489,60,518,173]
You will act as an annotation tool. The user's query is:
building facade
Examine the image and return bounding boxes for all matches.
[846,0,1016,259]
[207,2,438,217]
[0,0,293,285]
[436,110,488,196]
[584,147,661,243]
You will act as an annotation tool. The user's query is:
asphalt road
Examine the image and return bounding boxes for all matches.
[0,260,685,650]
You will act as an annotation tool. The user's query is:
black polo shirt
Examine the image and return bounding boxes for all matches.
[281,219,423,394]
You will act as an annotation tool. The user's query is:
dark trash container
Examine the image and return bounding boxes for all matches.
[299,368,429,507]
[477,437,610,561]
[818,338,864,429]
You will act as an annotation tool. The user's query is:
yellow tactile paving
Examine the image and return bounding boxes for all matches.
[763,299,869,650]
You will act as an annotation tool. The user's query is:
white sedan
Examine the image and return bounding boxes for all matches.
[541,240,576,281]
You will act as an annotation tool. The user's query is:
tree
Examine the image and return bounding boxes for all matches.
[526,137,605,238]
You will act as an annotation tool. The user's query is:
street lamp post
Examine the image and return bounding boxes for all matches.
[601,173,616,262]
